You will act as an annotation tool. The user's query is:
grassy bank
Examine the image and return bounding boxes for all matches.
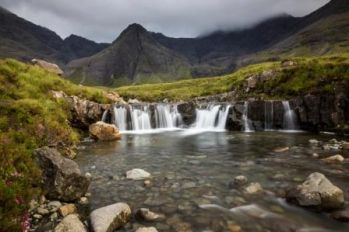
[116,53,349,101]
[0,59,110,231]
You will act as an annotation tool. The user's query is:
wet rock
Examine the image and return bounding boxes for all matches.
[79,197,89,205]
[135,227,158,232]
[231,175,248,187]
[54,214,87,232]
[89,121,121,141]
[144,180,151,187]
[322,154,344,164]
[273,147,290,153]
[177,102,197,125]
[312,153,319,158]
[331,206,349,222]
[309,139,320,145]
[34,147,90,201]
[244,183,263,194]
[286,172,344,210]
[136,208,165,222]
[59,204,76,217]
[90,203,131,232]
[228,223,242,232]
[126,168,151,180]
[37,207,50,215]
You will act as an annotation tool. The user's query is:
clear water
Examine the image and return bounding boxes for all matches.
[76,132,349,232]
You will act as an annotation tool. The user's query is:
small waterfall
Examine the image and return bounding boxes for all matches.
[130,105,152,131]
[242,102,252,132]
[101,110,108,122]
[264,101,274,130]
[155,104,183,128]
[113,106,128,131]
[193,104,230,130]
[282,101,297,130]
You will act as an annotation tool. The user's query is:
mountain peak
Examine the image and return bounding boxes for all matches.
[124,23,147,33]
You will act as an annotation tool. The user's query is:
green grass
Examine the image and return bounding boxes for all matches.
[116,53,349,101]
[0,59,113,231]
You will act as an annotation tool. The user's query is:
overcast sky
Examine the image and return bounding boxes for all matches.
[0,0,329,43]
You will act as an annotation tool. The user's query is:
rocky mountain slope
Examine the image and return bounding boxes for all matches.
[67,0,349,86]
[66,24,192,86]
[0,7,109,66]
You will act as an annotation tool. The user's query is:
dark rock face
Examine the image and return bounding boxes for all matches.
[66,96,110,129]
[34,147,90,202]
[177,102,197,125]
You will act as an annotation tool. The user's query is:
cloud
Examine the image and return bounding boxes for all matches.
[0,0,329,42]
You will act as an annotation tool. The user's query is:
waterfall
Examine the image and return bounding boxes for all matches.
[101,110,108,122]
[282,101,297,130]
[113,106,128,131]
[264,101,274,130]
[112,103,231,133]
[155,104,182,128]
[130,105,152,131]
[242,102,253,132]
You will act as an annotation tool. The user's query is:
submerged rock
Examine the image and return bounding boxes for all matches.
[34,147,90,201]
[90,203,131,232]
[136,208,165,222]
[54,214,86,232]
[89,121,121,141]
[126,169,151,180]
[321,154,344,164]
[135,227,158,232]
[231,175,248,187]
[286,172,344,210]
[244,183,263,194]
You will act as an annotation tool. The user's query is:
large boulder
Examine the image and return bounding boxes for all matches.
[32,59,64,76]
[54,214,87,232]
[286,172,344,210]
[90,203,131,232]
[89,121,121,141]
[34,147,90,201]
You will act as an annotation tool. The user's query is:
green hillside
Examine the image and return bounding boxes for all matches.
[116,53,349,101]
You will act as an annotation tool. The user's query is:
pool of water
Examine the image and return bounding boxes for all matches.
[76,131,349,232]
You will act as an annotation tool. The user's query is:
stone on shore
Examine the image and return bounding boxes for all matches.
[286,172,344,210]
[34,147,90,201]
[90,203,131,232]
[54,214,86,232]
[89,121,121,141]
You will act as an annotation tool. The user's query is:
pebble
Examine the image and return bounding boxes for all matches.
[273,147,289,153]
[37,207,50,215]
[322,154,344,163]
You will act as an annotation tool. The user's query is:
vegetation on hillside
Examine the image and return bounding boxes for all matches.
[116,54,349,102]
[0,59,109,231]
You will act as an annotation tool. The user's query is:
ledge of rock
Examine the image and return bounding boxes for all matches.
[286,172,344,210]
[89,121,121,141]
[90,203,131,232]
[54,214,87,232]
[34,147,90,202]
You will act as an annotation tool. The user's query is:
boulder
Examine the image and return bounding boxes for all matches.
[286,172,344,210]
[89,121,121,141]
[34,147,90,201]
[54,214,87,232]
[126,169,151,180]
[32,59,64,76]
[90,203,131,232]
[59,204,77,217]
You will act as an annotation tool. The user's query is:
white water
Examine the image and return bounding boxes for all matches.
[101,110,108,123]
[282,101,297,130]
[243,102,253,132]
[111,104,231,134]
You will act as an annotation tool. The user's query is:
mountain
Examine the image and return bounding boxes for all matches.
[0,7,108,65]
[66,24,191,86]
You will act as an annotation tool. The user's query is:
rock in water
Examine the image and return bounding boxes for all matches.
[322,154,344,164]
[135,227,158,232]
[136,208,165,222]
[54,214,86,232]
[89,121,121,141]
[286,172,344,210]
[90,203,131,232]
[126,169,151,180]
[34,147,90,201]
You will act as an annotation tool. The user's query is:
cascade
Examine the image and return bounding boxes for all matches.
[242,102,253,132]
[282,101,297,130]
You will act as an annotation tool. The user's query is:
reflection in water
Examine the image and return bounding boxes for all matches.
[77,132,349,232]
